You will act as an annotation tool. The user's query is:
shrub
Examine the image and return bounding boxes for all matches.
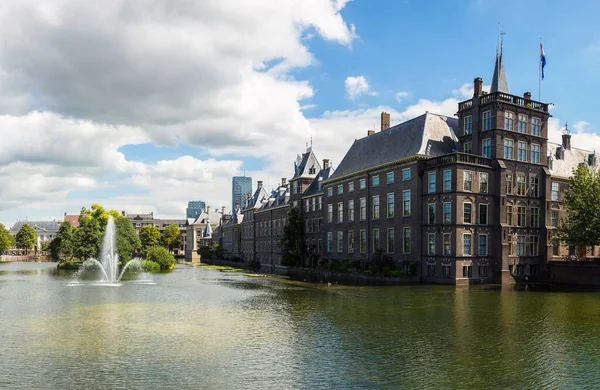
[146,246,176,270]
[248,259,261,272]
[139,260,161,272]
[197,246,213,259]
[281,252,300,266]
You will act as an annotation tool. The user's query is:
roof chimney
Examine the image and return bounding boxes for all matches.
[381,111,390,130]
[562,123,571,151]
[281,178,287,186]
[122,211,126,216]
[222,206,226,214]
[207,206,211,214]
[473,77,483,97]
[523,91,532,100]
[323,159,330,169]
[367,130,375,136]
[257,181,263,188]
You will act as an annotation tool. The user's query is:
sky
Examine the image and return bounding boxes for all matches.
[1,0,600,227]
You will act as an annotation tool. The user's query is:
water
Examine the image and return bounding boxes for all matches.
[1,262,600,389]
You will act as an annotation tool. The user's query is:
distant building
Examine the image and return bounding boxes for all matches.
[232,176,252,214]
[186,200,206,219]
[9,220,61,252]
[153,218,187,256]
[185,206,226,262]
[63,213,80,227]
[123,212,154,235]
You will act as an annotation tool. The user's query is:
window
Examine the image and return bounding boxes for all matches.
[518,142,527,161]
[360,198,366,220]
[464,203,472,224]
[348,230,354,253]
[403,191,411,216]
[318,238,322,253]
[428,233,435,255]
[387,172,394,184]
[348,181,354,192]
[506,205,514,226]
[428,203,436,225]
[387,228,394,253]
[479,234,487,256]
[348,200,354,222]
[504,111,514,130]
[387,193,394,218]
[372,175,379,187]
[551,182,559,201]
[479,204,488,225]
[508,235,514,256]
[479,265,488,277]
[552,240,559,256]
[530,207,539,228]
[517,206,526,227]
[483,111,492,130]
[506,174,513,195]
[442,264,451,278]
[403,227,411,254]
[443,233,451,256]
[482,138,492,158]
[337,231,343,253]
[402,168,411,181]
[327,232,332,252]
[372,196,380,219]
[528,236,539,256]
[318,197,322,210]
[464,234,472,255]
[464,142,472,154]
[359,178,366,189]
[373,229,380,252]
[551,210,559,228]
[443,170,452,192]
[463,170,472,191]
[463,265,472,278]
[530,177,539,197]
[479,172,488,193]
[337,185,343,195]
[327,204,333,223]
[428,171,436,194]
[531,144,540,164]
[360,230,366,253]
[327,187,333,197]
[532,118,540,136]
[443,202,451,224]
[464,115,473,134]
[504,139,514,159]
[518,114,528,133]
[305,199,310,213]
[337,202,344,223]
[311,198,315,211]
[516,174,526,196]
[427,264,436,277]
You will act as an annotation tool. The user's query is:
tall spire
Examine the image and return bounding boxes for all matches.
[490,24,509,94]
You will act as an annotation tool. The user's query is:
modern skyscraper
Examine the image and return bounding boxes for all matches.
[232,176,252,212]
[186,200,206,219]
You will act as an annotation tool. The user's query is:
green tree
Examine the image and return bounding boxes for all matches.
[146,245,176,270]
[161,224,181,253]
[76,215,102,259]
[50,221,78,262]
[15,224,37,254]
[557,164,600,249]
[139,225,161,251]
[114,215,141,262]
[280,207,301,266]
[0,223,12,253]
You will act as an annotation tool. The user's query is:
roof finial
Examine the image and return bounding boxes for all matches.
[563,122,570,135]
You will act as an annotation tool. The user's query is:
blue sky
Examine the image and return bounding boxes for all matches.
[1,0,599,227]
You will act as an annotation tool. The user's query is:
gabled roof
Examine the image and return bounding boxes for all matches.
[203,218,213,237]
[329,112,458,180]
[63,215,80,227]
[490,53,509,94]
[548,142,595,179]
[244,186,270,211]
[10,220,61,234]
[304,166,335,197]
[258,183,290,211]
[291,148,321,180]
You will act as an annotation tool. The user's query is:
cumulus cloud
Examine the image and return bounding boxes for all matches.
[345,75,377,100]
[395,91,409,102]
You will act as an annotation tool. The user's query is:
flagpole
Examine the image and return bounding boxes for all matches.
[539,37,542,102]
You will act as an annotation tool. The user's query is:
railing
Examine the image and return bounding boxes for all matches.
[423,152,493,168]
[458,92,549,112]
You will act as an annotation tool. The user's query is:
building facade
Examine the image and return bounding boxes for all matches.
[186,200,206,219]
[232,176,253,215]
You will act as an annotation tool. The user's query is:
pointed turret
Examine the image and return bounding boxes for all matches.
[490,52,509,94]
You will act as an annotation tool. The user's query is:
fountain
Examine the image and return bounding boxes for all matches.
[69,215,152,286]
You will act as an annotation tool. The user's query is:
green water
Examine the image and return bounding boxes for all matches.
[1,262,599,389]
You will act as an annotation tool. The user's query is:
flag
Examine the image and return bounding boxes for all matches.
[540,42,546,80]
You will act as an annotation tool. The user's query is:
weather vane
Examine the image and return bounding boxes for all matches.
[562,122,570,135]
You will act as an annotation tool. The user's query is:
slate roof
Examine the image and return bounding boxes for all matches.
[10,220,61,234]
[258,183,290,211]
[244,186,270,211]
[291,148,321,180]
[329,112,458,180]
[490,53,509,94]
[153,219,187,230]
[548,142,595,179]
[304,166,335,197]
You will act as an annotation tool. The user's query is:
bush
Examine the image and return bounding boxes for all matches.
[390,270,407,277]
[198,246,213,259]
[139,260,161,272]
[281,252,300,267]
[57,260,84,270]
[248,259,261,272]
[146,246,176,270]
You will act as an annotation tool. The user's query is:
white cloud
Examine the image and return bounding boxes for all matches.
[394,91,409,102]
[345,75,378,100]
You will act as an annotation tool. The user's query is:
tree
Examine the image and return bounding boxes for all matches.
[280,207,302,266]
[146,245,176,270]
[0,223,12,253]
[161,224,181,253]
[557,164,600,249]
[15,224,37,254]
[49,221,78,262]
[114,215,141,262]
[76,215,102,259]
[139,225,160,251]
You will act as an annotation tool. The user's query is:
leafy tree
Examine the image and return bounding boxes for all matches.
[0,223,12,253]
[557,164,600,249]
[280,207,301,266]
[15,224,37,254]
[49,221,78,262]
[76,215,102,259]
[139,225,161,251]
[146,245,176,270]
[114,215,141,262]
[40,241,50,253]
[161,224,181,253]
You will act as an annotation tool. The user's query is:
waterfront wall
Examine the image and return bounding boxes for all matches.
[549,261,600,286]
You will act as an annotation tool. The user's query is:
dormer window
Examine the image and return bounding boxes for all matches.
[309,165,316,175]
[556,146,565,160]
[548,155,554,170]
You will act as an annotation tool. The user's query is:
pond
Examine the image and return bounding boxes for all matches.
[1,262,599,389]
